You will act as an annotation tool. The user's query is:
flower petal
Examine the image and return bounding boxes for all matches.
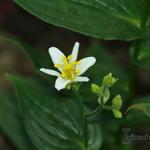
[48,47,65,71]
[40,68,60,76]
[75,76,89,82]
[55,77,70,91]
[71,42,79,62]
[76,57,96,75]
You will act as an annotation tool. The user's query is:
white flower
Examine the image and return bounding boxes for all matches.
[40,42,96,91]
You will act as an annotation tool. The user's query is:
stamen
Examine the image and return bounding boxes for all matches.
[75,69,80,74]
[61,72,65,78]
[54,64,61,68]
[67,55,73,61]
[59,55,81,81]
[62,56,68,64]
[76,61,81,65]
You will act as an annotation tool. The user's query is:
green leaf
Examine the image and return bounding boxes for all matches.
[127,97,150,117]
[88,123,102,150]
[14,0,147,40]
[123,96,150,125]
[0,90,33,150]
[8,74,102,150]
[123,108,150,126]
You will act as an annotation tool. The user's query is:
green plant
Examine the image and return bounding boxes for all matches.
[0,0,150,150]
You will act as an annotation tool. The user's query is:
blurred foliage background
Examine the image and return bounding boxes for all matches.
[0,0,150,150]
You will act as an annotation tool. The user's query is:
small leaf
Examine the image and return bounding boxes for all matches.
[124,109,150,126]
[127,103,150,117]
[8,74,102,150]
[123,97,150,125]
[14,0,147,40]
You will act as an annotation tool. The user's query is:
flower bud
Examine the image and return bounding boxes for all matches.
[103,73,117,87]
[112,95,123,110]
[112,109,122,118]
[91,84,101,95]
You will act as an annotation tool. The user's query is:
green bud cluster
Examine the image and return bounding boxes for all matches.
[91,73,117,105]
[91,83,110,105]
[91,73,123,119]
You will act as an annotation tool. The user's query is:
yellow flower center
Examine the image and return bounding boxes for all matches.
[54,55,80,81]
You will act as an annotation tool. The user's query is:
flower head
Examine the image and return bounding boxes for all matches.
[40,42,96,91]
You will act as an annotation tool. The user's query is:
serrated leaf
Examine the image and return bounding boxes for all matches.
[14,0,147,40]
[0,91,34,150]
[8,75,102,150]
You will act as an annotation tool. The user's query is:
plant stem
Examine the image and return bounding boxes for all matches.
[103,105,113,111]
[129,40,140,98]
[129,1,150,98]
[85,105,103,117]
[85,104,113,117]
[72,87,88,150]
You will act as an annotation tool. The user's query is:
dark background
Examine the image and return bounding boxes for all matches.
[0,0,150,149]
